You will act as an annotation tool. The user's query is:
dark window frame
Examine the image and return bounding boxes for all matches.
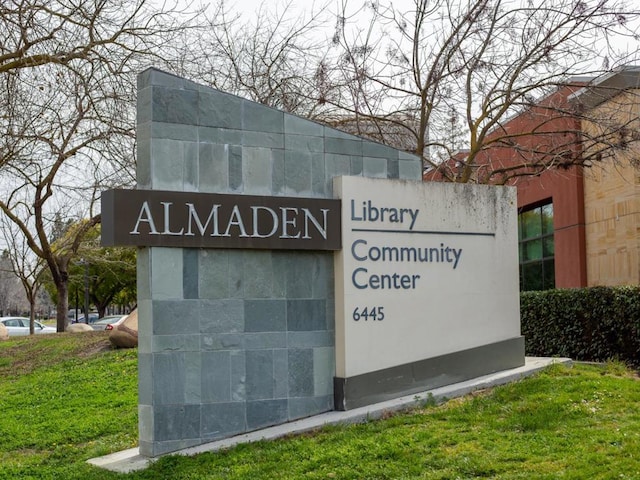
[518,201,554,291]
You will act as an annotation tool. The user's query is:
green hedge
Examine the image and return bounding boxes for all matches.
[521,286,640,366]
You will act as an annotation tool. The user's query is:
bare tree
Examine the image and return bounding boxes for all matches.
[189,0,333,118]
[324,0,640,182]
[0,0,203,331]
[0,250,27,316]
[0,217,46,334]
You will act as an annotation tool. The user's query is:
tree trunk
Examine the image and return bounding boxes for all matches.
[55,277,69,332]
[29,294,36,335]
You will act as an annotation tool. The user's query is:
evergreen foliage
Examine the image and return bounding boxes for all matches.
[521,286,640,366]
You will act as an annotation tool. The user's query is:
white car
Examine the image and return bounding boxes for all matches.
[90,315,128,331]
[0,317,57,336]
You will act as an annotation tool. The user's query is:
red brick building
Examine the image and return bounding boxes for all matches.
[425,66,640,290]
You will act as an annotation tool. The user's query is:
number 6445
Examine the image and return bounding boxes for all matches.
[352,306,384,321]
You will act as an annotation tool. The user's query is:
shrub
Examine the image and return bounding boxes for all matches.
[521,286,640,366]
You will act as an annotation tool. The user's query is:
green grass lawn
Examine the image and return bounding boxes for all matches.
[0,334,638,479]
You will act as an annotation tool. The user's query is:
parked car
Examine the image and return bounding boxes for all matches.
[74,313,99,324]
[90,315,127,331]
[0,317,57,336]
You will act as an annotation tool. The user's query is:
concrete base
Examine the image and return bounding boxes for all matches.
[335,336,525,410]
[88,357,570,473]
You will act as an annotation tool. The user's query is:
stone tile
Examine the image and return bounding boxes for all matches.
[363,156,388,178]
[151,122,198,141]
[153,300,199,335]
[137,86,152,124]
[287,299,326,331]
[243,101,284,133]
[245,332,287,350]
[138,353,153,404]
[199,299,244,334]
[150,138,184,190]
[243,251,274,298]
[285,134,324,152]
[244,300,286,332]
[284,150,312,195]
[150,248,184,300]
[201,402,247,440]
[313,347,335,396]
[198,126,243,146]
[137,249,151,300]
[199,143,229,193]
[229,145,243,192]
[137,300,152,353]
[185,352,202,404]
[271,148,285,195]
[230,350,246,401]
[270,252,288,298]
[138,404,154,448]
[152,86,198,125]
[184,142,199,191]
[243,147,272,195]
[363,140,398,159]
[310,253,333,299]
[153,352,186,404]
[325,154,351,194]
[399,159,423,180]
[285,115,324,136]
[246,399,288,430]
[242,131,284,149]
[325,137,362,156]
[201,351,231,403]
[146,438,203,457]
[287,331,333,348]
[311,153,325,195]
[146,69,195,89]
[198,250,229,299]
[199,90,242,129]
[283,253,313,298]
[183,249,199,299]
[227,251,244,298]
[288,349,314,397]
[273,349,289,398]
[201,333,245,351]
[153,404,201,442]
[137,69,153,90]
[136,130,151,188]
[326,299,336,330]
[138,440,154,458]
[246,350,274,400]
[350,156,363,176]
[288,395,333,420]
[152,334,200,353]
[387,157,399,179]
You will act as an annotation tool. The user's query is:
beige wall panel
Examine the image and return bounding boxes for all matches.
[582,89,640,286]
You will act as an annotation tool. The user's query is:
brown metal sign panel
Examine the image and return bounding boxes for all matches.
[101,189,342,251]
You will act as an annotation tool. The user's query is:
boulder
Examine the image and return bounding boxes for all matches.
[67,323,93,333]
[0,323,8,341]
[109,309,138,348]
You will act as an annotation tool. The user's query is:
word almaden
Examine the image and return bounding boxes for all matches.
[101,189,341,250]
[333,176,523,409]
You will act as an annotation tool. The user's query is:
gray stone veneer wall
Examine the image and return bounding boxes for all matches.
[136,68,422,456]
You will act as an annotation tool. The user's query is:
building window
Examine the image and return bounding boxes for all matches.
[518,202,554,291]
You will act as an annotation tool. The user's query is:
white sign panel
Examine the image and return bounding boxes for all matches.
[334,176,520,378]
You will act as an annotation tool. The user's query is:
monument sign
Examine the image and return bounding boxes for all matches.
[100,68,523,457]
[333,176,523,409]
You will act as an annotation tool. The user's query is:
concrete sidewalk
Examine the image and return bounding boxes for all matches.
[88,356,570,473]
